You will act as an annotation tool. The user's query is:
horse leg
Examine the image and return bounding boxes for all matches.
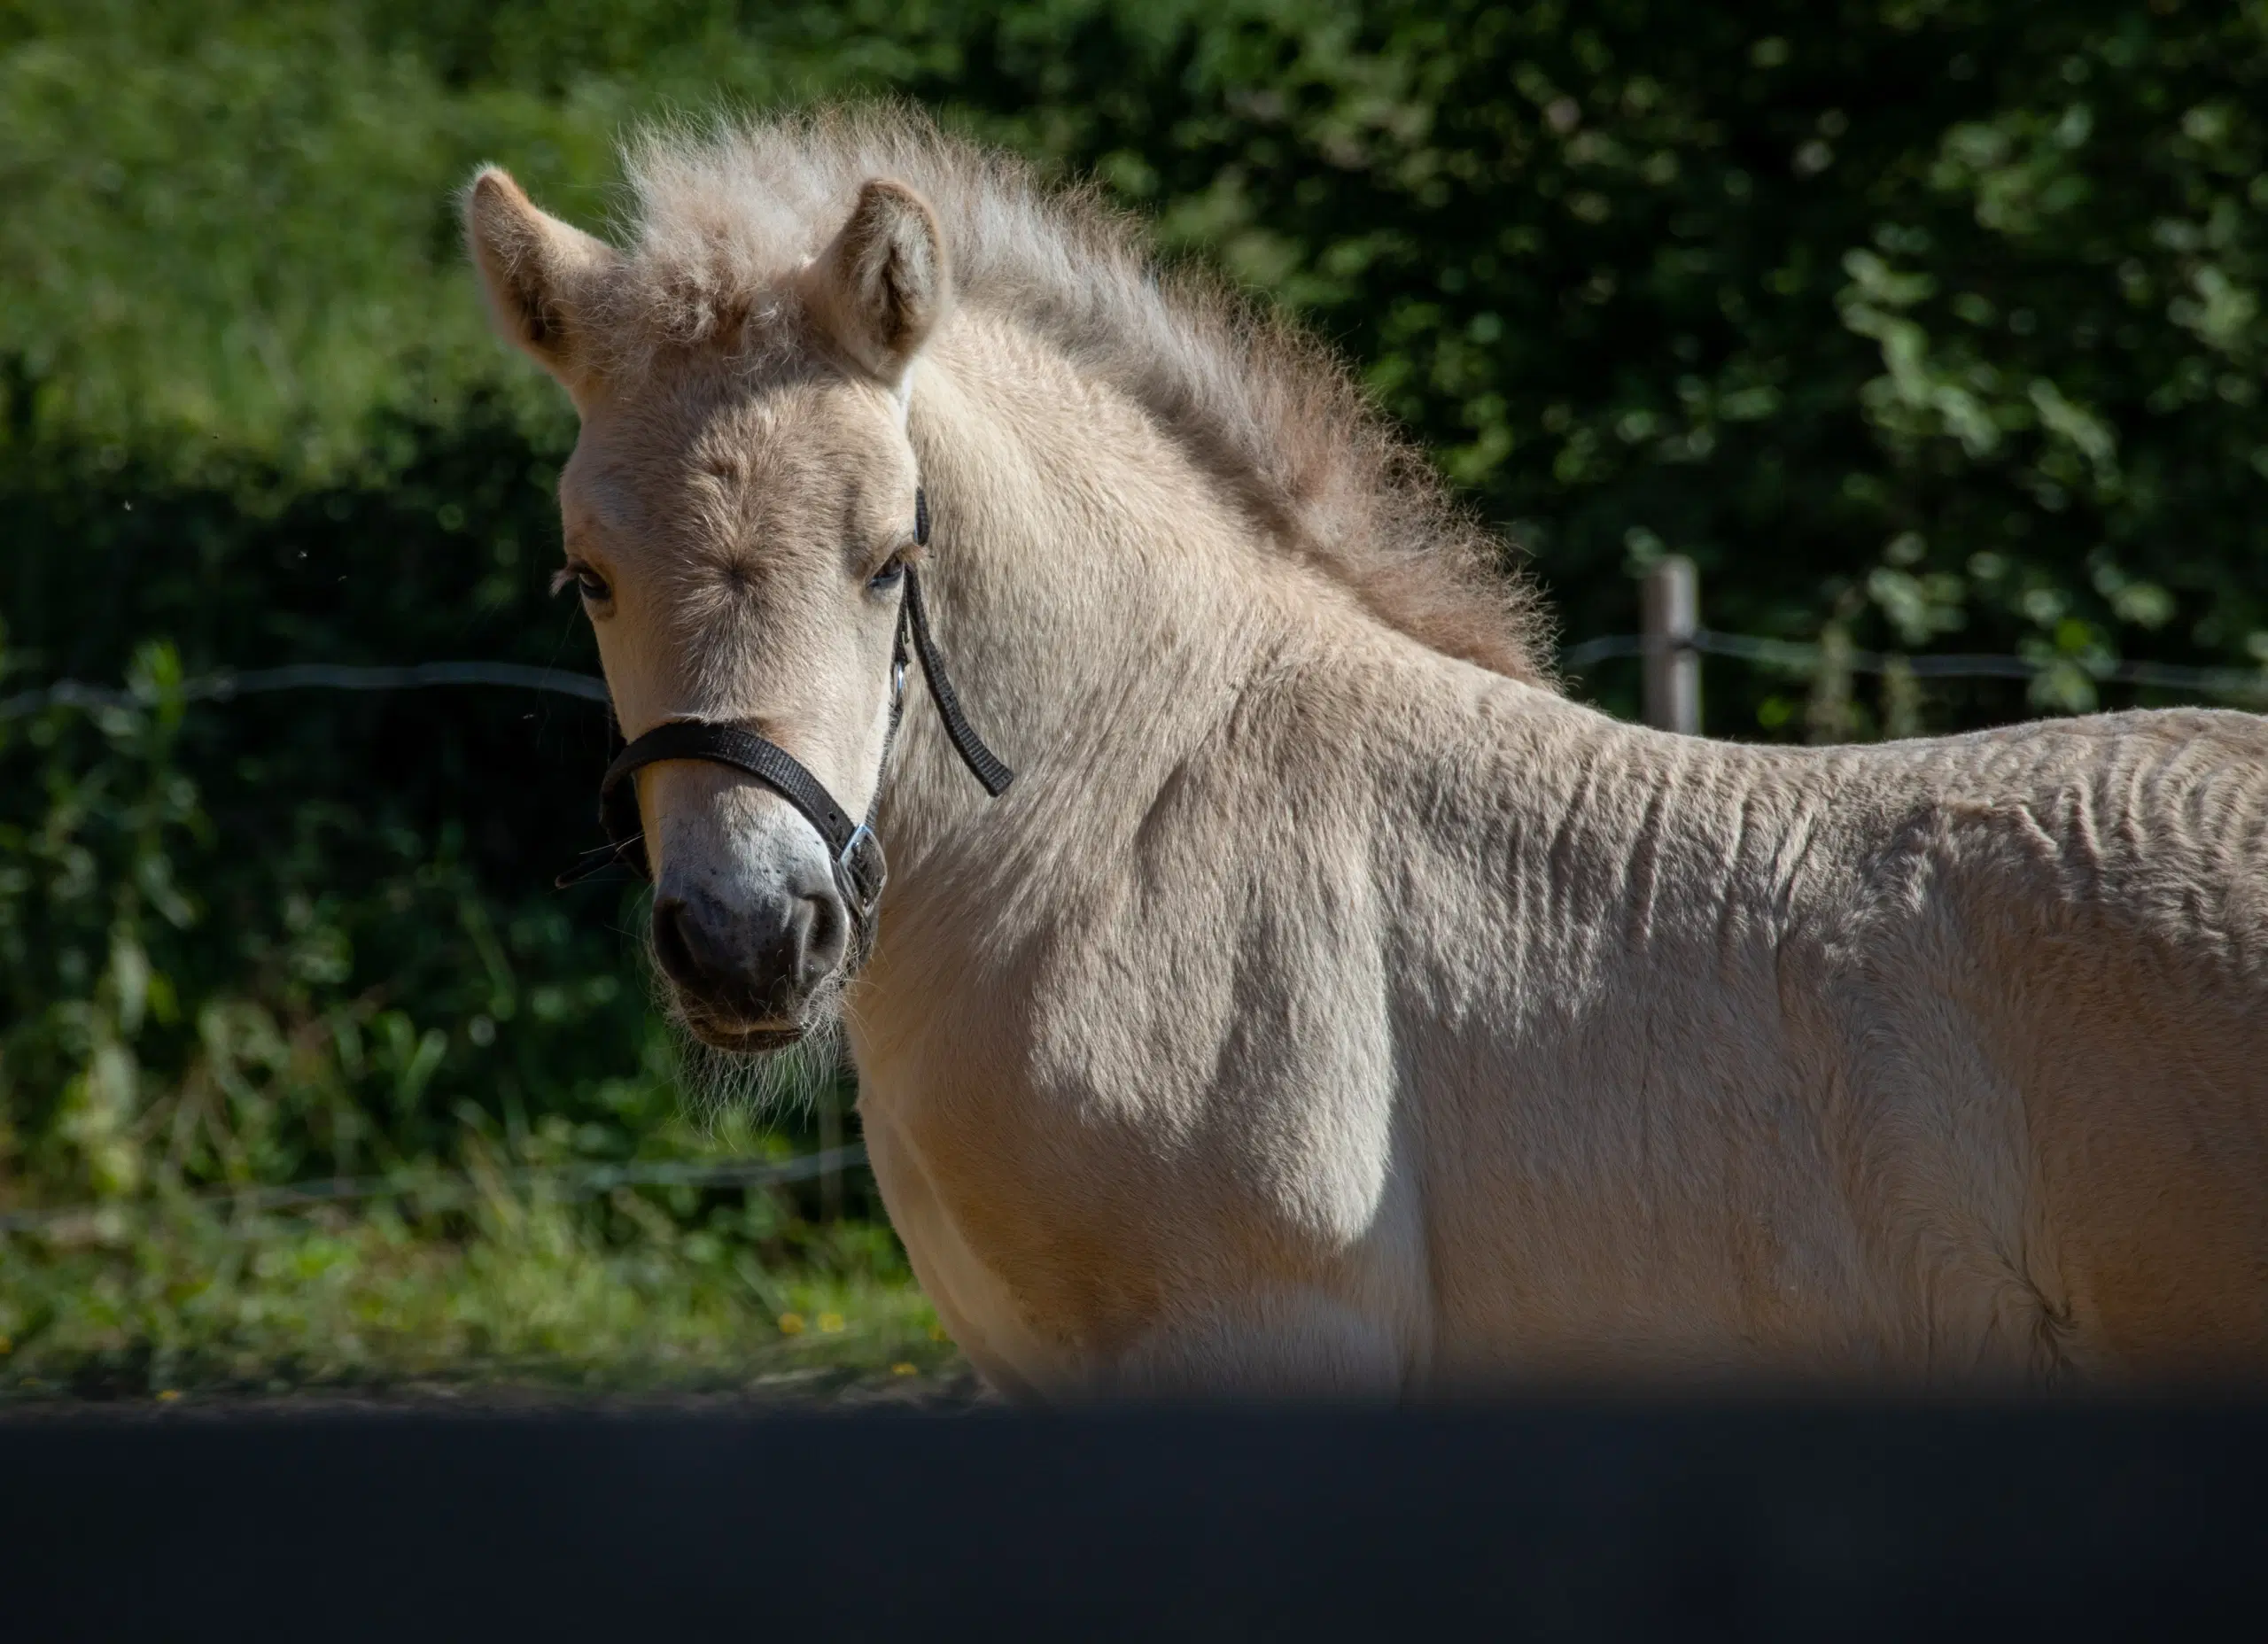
[1094,1290,1408,1400]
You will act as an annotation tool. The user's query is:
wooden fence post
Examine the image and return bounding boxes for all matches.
[1642,556,1700,734]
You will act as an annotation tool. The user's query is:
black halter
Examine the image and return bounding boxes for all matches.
[555,487,1014,941]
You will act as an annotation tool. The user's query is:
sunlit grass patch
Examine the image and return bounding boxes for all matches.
[0,1175,966,1404]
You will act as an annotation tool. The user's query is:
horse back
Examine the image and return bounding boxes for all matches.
[1421,694,2268,1380]
[1883,708,2268,1370]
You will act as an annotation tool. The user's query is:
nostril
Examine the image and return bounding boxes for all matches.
[651,896,711,992]
[801,893,849,983]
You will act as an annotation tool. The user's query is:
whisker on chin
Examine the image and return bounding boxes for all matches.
[679,1019,845,1127]
[641,928,852,1124]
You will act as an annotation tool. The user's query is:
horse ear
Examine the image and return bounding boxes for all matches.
[462,167,617,392]
[804,179,951,384]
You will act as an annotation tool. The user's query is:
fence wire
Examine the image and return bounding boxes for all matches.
[10,637,2265,725]
[0,661,611,721]
[0,1144,871,1235]
[1561,629,2268,702]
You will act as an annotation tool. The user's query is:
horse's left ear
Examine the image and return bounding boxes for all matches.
[804,179,952,384]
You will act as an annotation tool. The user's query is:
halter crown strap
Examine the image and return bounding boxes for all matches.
[556,502,1014,940]
[904,566,1014,799]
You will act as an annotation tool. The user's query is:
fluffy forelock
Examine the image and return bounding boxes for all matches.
[594,105,1553,683]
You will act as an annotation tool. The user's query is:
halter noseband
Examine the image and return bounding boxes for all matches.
[555,487,1014,942]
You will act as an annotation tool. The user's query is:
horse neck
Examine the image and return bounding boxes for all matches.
[867,312,1289,947]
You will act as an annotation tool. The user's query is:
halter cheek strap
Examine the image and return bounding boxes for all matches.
[555,489,1014,944]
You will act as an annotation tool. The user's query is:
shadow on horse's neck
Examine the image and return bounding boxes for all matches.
[883,316,1293,834]
[855,314,1300,1009]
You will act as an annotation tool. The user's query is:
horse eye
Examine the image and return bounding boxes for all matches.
[867,556,906,593]
[575,566,611,603]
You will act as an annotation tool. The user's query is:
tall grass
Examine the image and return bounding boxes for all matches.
[1,1154,967,1402]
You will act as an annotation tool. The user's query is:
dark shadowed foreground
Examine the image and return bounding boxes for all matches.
[5,1400,2264,1638]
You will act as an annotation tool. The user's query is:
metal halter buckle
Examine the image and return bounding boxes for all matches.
[835,823,889,924]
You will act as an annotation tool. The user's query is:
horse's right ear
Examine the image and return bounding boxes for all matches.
[462,167,617,395]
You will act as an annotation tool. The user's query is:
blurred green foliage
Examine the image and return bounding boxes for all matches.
[4,0,2266,1391]
[1005,0,2268,729]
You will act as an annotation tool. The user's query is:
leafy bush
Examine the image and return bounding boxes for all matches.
[962,0,2268,731]
[0,407,664,1207]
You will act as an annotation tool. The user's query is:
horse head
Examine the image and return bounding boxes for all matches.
[466,167,952,1052]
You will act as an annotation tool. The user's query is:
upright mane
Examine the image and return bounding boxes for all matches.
[605,106,1553,683]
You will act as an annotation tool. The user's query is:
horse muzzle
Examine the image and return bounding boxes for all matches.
[650,879,848,1048]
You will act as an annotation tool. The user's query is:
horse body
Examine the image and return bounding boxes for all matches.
[833,316,2268,1394]
[464,111,2268,1397]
